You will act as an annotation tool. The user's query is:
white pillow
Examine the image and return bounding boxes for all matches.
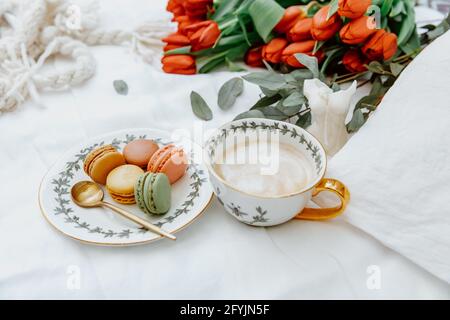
[328,31,450,284]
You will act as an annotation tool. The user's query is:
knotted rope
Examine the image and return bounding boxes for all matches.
[0,0,173,114]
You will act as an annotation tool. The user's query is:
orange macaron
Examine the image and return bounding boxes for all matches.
[83,145,126,185]
[147,144,188,184]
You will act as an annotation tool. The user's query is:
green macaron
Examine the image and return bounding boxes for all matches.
[134,172,171,215]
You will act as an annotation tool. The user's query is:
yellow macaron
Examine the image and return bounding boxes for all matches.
[84,145,126,185]
[106,164,144,204]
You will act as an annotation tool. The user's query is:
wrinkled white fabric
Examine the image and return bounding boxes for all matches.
[0,0,448,299]
[328,30,450,284]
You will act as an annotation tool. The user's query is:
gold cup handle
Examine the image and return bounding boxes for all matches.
[295,178,350,221]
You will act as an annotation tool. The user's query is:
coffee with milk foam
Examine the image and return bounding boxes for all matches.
[214,141,315,197]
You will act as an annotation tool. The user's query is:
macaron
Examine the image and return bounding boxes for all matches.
[106,164,144,204]
[83,145,126,185]
[123,139,159,169]
[147,144,188,184]
[135,172,171,215]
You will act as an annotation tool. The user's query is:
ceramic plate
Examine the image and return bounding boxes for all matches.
[39,128,213,246]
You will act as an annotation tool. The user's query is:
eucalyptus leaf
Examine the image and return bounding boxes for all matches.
[218,77,244,110]
[190,91,213,121]
[251,94,282,109]
[259,106,288,121]
[294,54,319,79]
[283,92,306,107]
[234,110,265,120]
[367,61,389,75]
[369,77,383,96]
[354,95,381,112]
[279,104,302,116]
[113,80,128,96]
[331,82,341,92]
[390,62,405,77]
[346,109,366,133]
[296,111,312,129]
[260,86,278,97]
[248,0,284,42]
[289,69,314,81]
[243,71,289,90]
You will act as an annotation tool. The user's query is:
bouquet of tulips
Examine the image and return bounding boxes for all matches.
[161,0,422,77]
[161,0,449,133]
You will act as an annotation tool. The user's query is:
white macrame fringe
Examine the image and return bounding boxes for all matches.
[0,0,174,113]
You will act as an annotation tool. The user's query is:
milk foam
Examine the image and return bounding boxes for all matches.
[214,142,315,197]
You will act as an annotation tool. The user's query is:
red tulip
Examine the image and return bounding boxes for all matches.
[338,0,371,19]
[162,55,196,75]
[185,20,221,51]
[162,32,190,52]
[281,41,324,68]
[362,29,398,61]
[183,0,213,17]
[287,18,313,42]
[174,15,203,35]
[339,16,376,45]
[275,6,306,34]
[342,49,368,73]
[262,38,289,63]
[245,47,264,68]
[167,0,185,17]
[311,6,342,41]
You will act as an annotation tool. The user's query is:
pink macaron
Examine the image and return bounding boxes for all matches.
[123,139,159,169]
[147,144,188,184]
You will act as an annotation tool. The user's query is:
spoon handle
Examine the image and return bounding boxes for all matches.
[101,202,176,241]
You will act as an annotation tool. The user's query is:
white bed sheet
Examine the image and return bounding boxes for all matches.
[0,0,448,299]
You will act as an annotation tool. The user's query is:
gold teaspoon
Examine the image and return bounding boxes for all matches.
[70,181,176,241]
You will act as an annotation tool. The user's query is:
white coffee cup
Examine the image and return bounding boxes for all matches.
[204,118,349,226]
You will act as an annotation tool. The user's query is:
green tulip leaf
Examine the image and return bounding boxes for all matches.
[164,46,192,55]
[248,0,284,42]
[327,0,339,20]
[381,0,394,17]
[397,1,416,46]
